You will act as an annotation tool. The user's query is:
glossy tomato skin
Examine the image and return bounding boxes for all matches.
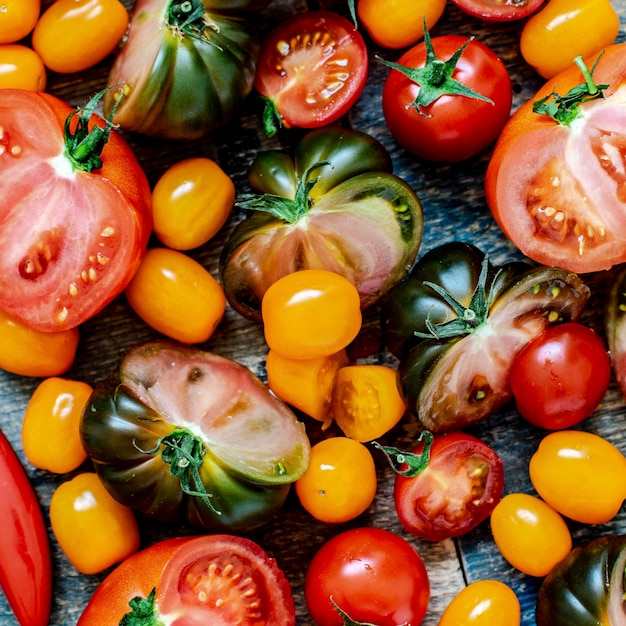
[78,535,296,626]
[449,0,545,21]
[304,527,430,626]
[255,11,368,130]
[80,341,311,532]
[0,0,40,43]
[380,242,590,432]
[536,534,626,626]
[0,44,46,91]
[381,36,512,162]
[394,432,504,541]
[220,125,423,322]
[0,90,151,332]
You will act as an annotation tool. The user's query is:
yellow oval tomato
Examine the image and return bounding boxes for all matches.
[0,43,46,90]
[295,437,377,523]
[0,0,40,43]
[266,348,349,422]
[438,580,521,626]
[0,309,79,377]
[529,430,626,525]
[357,0,446,49]
[125,248,226,344]
[490,493,572,577]
[32,0,128,73]
[331,364,406,442]
[152,157,235,251]
[50,472,140,574]
[520,0,620,78]
[22,377,92,473]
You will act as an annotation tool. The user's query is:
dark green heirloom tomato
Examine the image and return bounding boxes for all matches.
[220,125,423,322]
[103,0,266,139]
[606,265,626,402]
[380,242,590,432]
[536,535,626,626]
[79,341,311,533]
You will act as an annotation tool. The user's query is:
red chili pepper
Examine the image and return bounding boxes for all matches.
[0,428,52,626]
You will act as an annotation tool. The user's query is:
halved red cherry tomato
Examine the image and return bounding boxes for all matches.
[0,44,46,91]
[254,11,368,134]
[449,0,546,21]
[0,0,40,43]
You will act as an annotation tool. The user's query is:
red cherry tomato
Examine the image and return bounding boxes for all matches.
[449,0,546,21]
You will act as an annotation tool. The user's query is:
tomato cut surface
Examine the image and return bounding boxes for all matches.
[449,0,545,21]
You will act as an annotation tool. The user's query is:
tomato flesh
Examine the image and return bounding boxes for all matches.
[449,0,546,21]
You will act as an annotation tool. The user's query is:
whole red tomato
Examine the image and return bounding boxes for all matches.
[381,31,512,162]
[304,527,430,625]
[0,89,151,331]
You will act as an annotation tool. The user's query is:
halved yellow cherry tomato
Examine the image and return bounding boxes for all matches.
[295,437,377,523]
[0,43,45,90]
[0,0,40,44]
[0,309,79,377]
[331,364,406,441]
[22,377,92,473]
[50,473,139,574]
[125,247,226,344]
[152,157,235,250]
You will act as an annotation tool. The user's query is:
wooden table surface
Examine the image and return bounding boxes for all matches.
[1,0,626,624]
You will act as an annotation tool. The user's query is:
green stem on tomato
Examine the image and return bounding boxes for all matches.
[120,588,165,626]
[372,431,434,478]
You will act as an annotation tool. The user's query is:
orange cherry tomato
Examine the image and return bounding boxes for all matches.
[529,430,626,525]
[0,308,79,377]
[490,493,572,577]
[0,0,40,43]
[22,377,92,473]
[265,348,349,422]
[438,580,521,626]
[262,269,362,359]
[357,0,446,49]
[125,247,226,344]
[0,43,46,90]
[295,437,377,523]
[32,0,128,74]
[152,157,235,251]
[331,364,406,442]
[50,472,140,575]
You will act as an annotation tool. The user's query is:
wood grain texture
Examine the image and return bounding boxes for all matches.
[1,0,625,624]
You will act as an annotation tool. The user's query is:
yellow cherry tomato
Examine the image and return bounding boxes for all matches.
[529,430,626,525]
[438,580,521,626]
[295,437,377,523]
[22,377,92,473]
[331,364,406,442]
[357,0,446,49]
[520,0,620,79]
[125,247,226,344]
[0,309,79,377]
[152,157,235,250]
[32,0,128,74]
[0,0,40,43]
[490,493,572,577]
[0,43,46,90]
[50,472,140,574]
[266,348,349,422]
[262,269,362,359]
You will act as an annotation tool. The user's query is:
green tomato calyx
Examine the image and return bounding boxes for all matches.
[167,0,220,43]
[120,589,164,626]
[372,431,434,478]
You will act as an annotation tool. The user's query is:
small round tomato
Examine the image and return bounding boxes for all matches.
[520,0,620,79]
[390,432,504,542]
[509,322,611,430]
[50,472,140,575]
[22,377,92,473]
[32,0,128,74]
[0,308,79,377]
[261,269,362,359]
[304,527,430,626]
[381,33,512,162]
[125,248,226,344]
[152,157,235,251]
[0,0,40,43]
[490,493,572,577]
[331,364,406,442]
[529,430,626,525]
[0,44,45,90]
[254,11,368,134]
[357,0,446,49]
[266,348,349,422]
[449,0,546,21]
[438,580,521,626]
[295,437,377,523]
